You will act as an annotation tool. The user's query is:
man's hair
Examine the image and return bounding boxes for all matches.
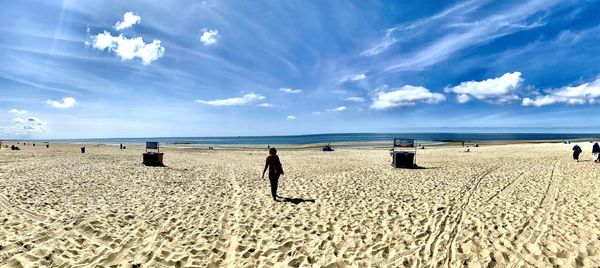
[269,147,277,155]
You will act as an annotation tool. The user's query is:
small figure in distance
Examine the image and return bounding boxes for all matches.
[572,144,583,162]
[120,143,123,150]
[262,147,284,201]
[592,142,600,163]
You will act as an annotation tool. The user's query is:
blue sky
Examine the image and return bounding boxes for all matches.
[1,0,600,139]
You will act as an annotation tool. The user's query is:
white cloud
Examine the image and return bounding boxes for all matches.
[522,78,600,107]
[326,106,347,112]
[200,29,220,46]
[456,94,471,103]
[257,103,274,107]
[196,93,265,106]
[344,97,365,102]
[340,73,366,82]
[23,117,45,130]
[91,31,165,65]
[47,97,77,109]
[9,109,27,114]
[351,74,366,81]
[279,88,303,94]
[286,115,296,120]
[312,112,321,115]
[445,72,523,103]
[1,116,46,137]
[370,85,445,110]
[114,11,141,31]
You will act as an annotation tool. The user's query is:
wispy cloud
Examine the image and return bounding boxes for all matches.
[200,29,220,46]
[257,103,274,107]
[371,85,445,110]
[340,73,366,82]
[114,11,141,31]
[47,97,77,109]
[367,0,558,72]
[196,93,265,106]
[9,108,28,114]
[286,115,296,120]
[361,28,398,57]
[279,87,303,94]
[445,72,523,104]
[361,0,483,57]
[326,106,347,112]
[343,96,365,102]
[523,77,600,107]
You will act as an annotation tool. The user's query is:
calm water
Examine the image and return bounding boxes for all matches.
[39,133,600,145]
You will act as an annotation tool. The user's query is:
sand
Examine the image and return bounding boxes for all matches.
[1,142,599,267]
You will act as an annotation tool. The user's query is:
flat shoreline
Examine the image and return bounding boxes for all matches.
[4,138,598,150]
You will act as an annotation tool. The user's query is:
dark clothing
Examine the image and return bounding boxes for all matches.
[593,143,600,153]
[269,173,280,199]
[265,155,283,175]
[265,155,283,199]
[573,145,582,160]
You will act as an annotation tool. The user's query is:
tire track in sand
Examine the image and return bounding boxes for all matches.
[374,164,500,268]
[440,164,500,268]
[505,157,563,268]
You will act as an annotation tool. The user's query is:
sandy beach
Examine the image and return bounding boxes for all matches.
[1,142,599,267]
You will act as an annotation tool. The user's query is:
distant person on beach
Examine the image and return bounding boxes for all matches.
[262,147,284,201]
[572,144,582,161]
[593,142,600,163]
[120,143,123,150]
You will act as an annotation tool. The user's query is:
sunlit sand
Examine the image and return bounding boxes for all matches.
[1,143,599,267]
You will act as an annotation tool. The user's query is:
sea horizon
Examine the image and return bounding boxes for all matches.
[9,131,600,145]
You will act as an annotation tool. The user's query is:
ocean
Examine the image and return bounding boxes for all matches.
[37,133,600,145]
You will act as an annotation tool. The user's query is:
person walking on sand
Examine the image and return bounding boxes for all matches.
[572,144,583,161]
[592,142,600,163]
[262,147,284,201]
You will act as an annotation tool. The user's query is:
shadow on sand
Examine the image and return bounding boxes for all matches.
[279,197,316,205]
[411,165,440,169]
[394,165,439,170]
